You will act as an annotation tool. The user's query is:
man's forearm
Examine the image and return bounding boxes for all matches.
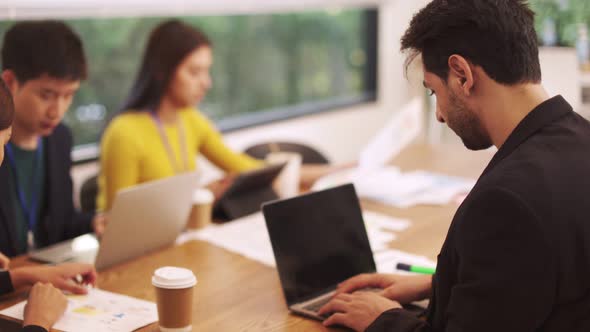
[8,268,34,289]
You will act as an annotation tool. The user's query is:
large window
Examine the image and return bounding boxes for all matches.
[530,0,589,47]
[0,9,377,158]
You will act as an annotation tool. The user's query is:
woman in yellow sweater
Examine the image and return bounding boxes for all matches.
[97,20,262,211]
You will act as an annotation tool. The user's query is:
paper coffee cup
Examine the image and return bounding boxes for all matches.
[152,267,197,332]
[186,189,214,230]
[265,152,302,199]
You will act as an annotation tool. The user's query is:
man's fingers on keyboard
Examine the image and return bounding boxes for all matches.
[333,293,353,302]
[318,298,350,315]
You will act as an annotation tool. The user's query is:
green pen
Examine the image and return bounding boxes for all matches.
[396,263,436,275]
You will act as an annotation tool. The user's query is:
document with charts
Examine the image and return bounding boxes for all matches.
[0,288,157,332]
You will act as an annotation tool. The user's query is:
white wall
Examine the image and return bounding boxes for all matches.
[539,47,582,111]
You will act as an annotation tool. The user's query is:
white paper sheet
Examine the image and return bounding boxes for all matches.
[0,289,157,332]
[366,171,476,208]
[363,210,411,232]
[354,169,435,200]
[358,98,423,171]
[313,168,476,208]
[178,211,410,268]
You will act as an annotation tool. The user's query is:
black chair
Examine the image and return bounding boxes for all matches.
[80,175,99,213]
[243,142,330,164]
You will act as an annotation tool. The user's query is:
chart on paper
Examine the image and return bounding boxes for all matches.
[0,289,157,332]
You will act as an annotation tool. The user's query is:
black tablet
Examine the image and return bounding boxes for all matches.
[213,162,287,220]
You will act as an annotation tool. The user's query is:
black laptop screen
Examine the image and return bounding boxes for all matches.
[262,184,376,305]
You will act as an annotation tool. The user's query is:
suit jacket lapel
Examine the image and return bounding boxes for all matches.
[0,152,18,254]
[42,135,59,244]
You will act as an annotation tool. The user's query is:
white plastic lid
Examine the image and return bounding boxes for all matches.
[192,188,214,204]
[265,151,301,163]
[152,267,197,289]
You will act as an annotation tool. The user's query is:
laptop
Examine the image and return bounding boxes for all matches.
[262,183,376,320]
[30,172,199,271]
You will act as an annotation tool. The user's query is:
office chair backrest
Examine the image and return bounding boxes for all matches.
[80,175,98,213]
[244,141,330,164]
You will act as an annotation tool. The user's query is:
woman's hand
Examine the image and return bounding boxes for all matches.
[23,282,68,330]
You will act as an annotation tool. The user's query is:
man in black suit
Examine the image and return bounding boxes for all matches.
[319,1,590,331]
[0,21,106,257]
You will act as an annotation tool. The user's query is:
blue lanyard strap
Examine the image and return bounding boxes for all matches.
[5,138,43,231]
[150,112,189,174]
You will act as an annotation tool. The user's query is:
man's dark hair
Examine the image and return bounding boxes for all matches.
[1,20,87,83]
[0,79,14,130]
[401,0,541,85]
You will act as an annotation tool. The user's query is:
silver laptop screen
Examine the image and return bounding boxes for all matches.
[263,184,376,306]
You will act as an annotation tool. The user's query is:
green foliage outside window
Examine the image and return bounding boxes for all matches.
[530,0,590,46]
[0,9,374,148]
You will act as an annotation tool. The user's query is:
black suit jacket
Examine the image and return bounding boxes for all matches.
[0,124,93,257]
[368,96,590,332]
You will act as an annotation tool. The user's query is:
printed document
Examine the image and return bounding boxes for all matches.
[0,289,157,332]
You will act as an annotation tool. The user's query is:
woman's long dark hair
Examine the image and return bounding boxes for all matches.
[122,19,211,112]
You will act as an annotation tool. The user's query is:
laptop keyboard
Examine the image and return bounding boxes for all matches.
[300,287,382,318]
[302,296,331,314]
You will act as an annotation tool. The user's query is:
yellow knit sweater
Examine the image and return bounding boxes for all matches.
[97,108,261,210]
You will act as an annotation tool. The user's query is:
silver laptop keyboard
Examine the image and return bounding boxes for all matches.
[302,296,331,314]
[301,287,382,317]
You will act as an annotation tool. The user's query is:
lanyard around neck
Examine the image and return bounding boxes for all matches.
[150,112,190,174]
[5,138,43,231]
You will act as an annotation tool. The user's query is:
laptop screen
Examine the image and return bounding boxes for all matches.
[262,184,376,305]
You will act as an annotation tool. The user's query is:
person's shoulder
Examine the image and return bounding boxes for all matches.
[473,159,542,213]
[463,184,525,208]
[51,123,72,138]
[102,112,151,147]
[47,123,73,146]
[490,121,590,192]
[105,112,151,135]
[453,184,543,243]
[110,111,151,127]
[179,107,215,129]
[179,107,207,121]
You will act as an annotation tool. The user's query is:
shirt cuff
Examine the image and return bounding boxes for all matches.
[366,308,426,332]
[21,326,48,332]
[0,270,15,296]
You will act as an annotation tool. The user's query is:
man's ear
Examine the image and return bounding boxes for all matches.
[1,70,20,95]
[448,55,474,96]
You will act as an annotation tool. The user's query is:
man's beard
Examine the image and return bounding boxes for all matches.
[446,91,492,150]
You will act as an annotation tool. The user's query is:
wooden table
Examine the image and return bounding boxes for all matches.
[0,143,493,332]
